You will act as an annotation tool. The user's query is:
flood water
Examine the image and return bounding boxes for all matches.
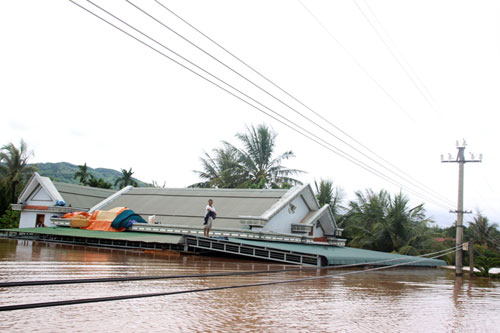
[1,239,500,332]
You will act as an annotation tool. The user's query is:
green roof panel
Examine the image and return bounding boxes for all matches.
[230,238,446,267]
[1,227,183,244]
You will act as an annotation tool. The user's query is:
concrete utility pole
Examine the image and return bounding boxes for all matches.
[442,140,482,276]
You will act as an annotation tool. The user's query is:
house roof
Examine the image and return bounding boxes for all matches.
[2,227,183,244]
[17,172,116,210]
[99,187,289,229]
[18,173,64,204]
[260,184,320,221]
[53,182,116,209]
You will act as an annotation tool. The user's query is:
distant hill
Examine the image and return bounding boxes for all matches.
[31,162,148,188]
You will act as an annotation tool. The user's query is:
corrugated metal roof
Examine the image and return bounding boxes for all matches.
[2,227,183,244]
[125,187,288,198]
[53,182,116,209]
[229,239,446,267]
[100,187,288,229]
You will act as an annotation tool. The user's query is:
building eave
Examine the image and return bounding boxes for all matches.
[11,203,88,214]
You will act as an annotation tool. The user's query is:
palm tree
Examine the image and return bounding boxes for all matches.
[468,212,499,249]
[73,163,90,185]
[228,124,303,189]
[191,143,246,188]
[314,179,345,218]
[343,189,391,251]
[0,140,36,203]
[343,189,432,254]
[114,168,138,189]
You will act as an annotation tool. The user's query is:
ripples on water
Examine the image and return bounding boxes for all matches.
[1,239,499,332]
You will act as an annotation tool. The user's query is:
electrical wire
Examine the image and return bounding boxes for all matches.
[72,0,453,210]
[352,0,439,114]
[150,0,456,210]
[297,0,412,120]
[360,0,439,107]
[0,247,456,312]
[0,244,458,288]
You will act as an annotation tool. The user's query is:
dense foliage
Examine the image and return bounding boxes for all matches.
[191,124,303,189]
[313,179,500,268]
[0,140,36,228]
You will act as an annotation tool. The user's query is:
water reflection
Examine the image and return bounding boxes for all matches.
[1,238,500,332]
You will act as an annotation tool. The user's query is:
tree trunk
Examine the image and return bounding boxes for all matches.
[10,181,17,204]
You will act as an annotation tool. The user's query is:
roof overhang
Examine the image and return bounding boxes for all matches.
[11,203,87,214]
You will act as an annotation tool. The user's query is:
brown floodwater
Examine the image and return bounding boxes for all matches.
[1,238,499,332]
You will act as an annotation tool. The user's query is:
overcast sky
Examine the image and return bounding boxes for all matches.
[1,0,499,227]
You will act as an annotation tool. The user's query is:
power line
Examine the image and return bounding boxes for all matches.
[0,244,459,288]
[71,0,452,209]
[89,0,452,209]
[131,0,455,208]
[297,0,413,121]
[352,0,439,114]
[0,247,455,311]
[0,268,303,288]
[152,0,456,209]
[73,0,428,206]
[295,0,456,207]
[359,0,439,108]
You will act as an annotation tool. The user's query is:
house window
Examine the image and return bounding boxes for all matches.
[36,214,45,228]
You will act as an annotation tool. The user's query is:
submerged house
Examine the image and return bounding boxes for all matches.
[87,184,345,245]
[12,173,116,228]
[7,175,446,267]
[12,173,345,245]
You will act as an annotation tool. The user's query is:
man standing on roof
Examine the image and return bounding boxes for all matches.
[203,199,216,237]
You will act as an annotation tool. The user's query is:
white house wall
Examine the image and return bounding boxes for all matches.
[262,196,310,234]
[19,211,56,228]
[19,184,57,228]
[311,220,324,238]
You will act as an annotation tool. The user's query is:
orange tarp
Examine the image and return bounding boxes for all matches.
[81,207,127,232]
[62,212,91,219]
[62,212,92,228]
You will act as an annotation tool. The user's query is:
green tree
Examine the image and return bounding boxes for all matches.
[0,140,36,204]
[231,124,303,189]
[314,179,345,219]
[73,163,90,185]
[342,189,432,254]
[468,212,499,249]
[191,143,246,188]
[87,175,113,189]
[475,255,500,277]
[0,206,20,229]
[193,124,303,189]
[114,168,138,189]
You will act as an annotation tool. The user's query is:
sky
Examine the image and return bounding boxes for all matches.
[1,0,499,227]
